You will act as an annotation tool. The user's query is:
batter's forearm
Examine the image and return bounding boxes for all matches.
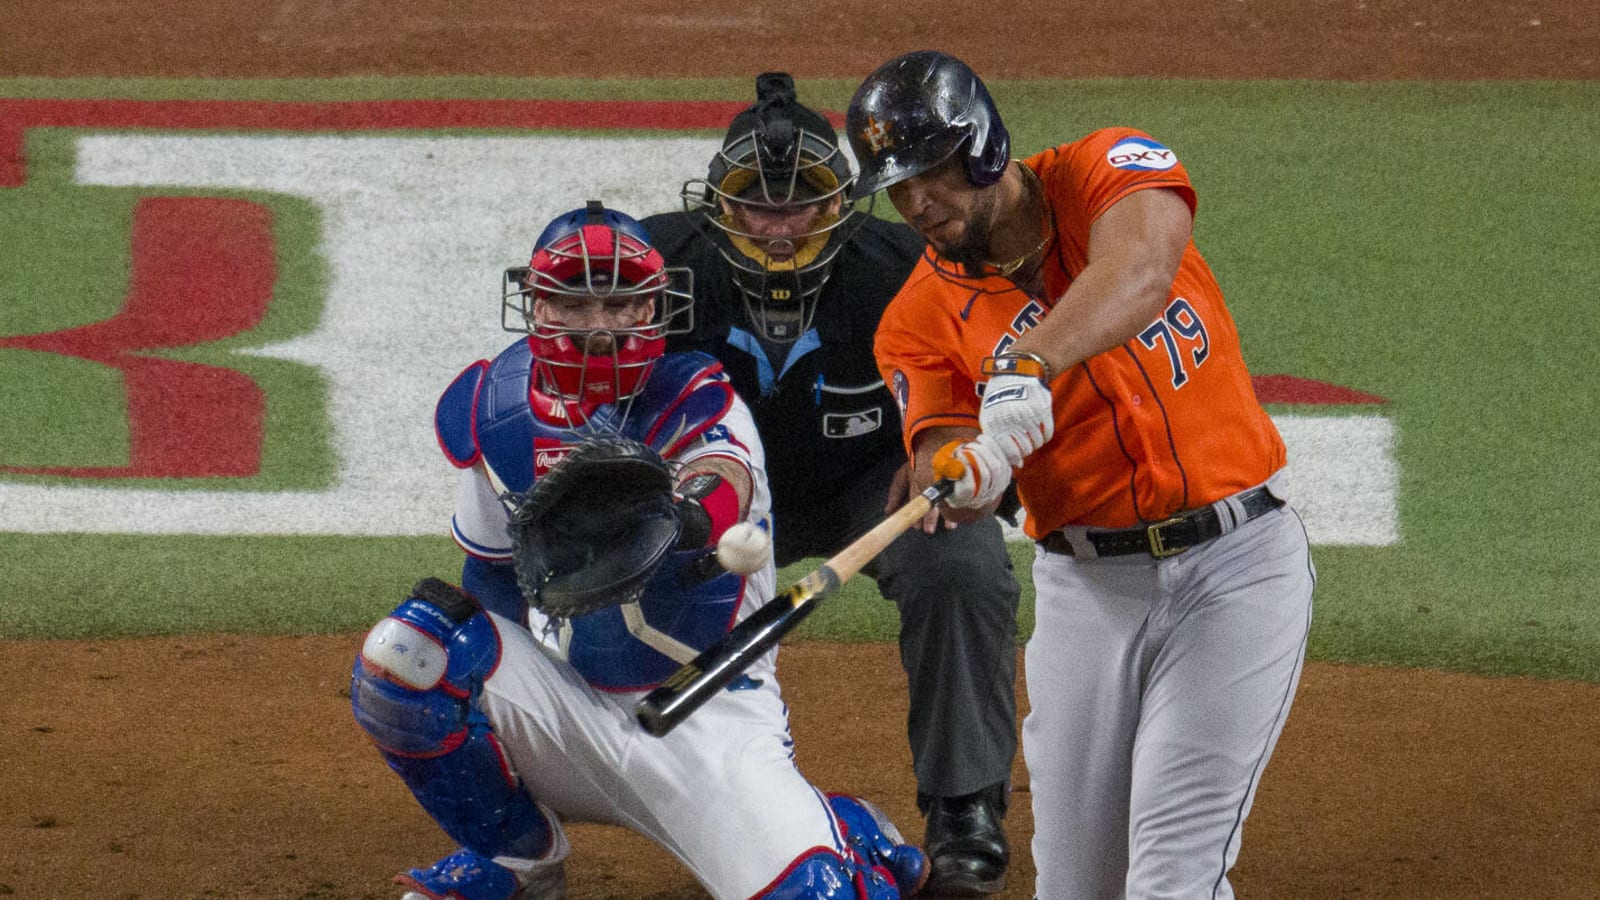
[1012,188,1190,375]
[1011,260,1170,377]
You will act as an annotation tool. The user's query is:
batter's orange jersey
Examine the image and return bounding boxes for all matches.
[875,127,1286,538]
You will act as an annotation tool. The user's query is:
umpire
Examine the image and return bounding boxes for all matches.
[643,72,1021,896]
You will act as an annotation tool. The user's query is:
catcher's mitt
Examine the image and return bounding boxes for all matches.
[508,436,682,618]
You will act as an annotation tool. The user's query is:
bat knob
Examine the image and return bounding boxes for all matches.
[636,702,670,737]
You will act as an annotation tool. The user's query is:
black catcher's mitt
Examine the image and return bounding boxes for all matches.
[508,436,682,618]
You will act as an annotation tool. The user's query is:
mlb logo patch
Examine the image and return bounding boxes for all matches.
[823,408,882,438]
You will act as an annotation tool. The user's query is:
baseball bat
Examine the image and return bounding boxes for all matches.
[635,475,958,737]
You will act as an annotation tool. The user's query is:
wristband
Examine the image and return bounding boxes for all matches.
[674,472,741,548]
[981,351,1053,384]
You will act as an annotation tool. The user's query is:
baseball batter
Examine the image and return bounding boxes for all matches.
[348,202,927,900]
[850,52,1316,899]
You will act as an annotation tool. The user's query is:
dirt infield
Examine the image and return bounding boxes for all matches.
[4,3,1600,898]
[4,0,1595,80]
[7,636,1600,899]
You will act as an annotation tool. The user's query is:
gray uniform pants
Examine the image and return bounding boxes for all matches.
[1026,502,1314,899]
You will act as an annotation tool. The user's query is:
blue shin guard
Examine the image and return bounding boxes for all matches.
[395,848,524,900]
[351,578,552,862]
[761,849,891,900]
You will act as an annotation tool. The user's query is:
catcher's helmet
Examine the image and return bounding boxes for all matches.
[503,201,693,411]
[846,50,1010,199]
[683,72,869,343]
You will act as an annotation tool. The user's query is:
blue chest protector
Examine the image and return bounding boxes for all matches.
[436,340,750,691]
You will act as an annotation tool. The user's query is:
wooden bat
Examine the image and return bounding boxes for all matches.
[635,476,958,737]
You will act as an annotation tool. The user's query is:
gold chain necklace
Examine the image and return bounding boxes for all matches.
[985,163,1052,278]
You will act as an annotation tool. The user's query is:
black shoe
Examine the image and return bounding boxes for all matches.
[921,788,1009,896]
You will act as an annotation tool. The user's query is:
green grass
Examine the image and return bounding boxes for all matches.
[2,77,1598,684]
[0,534,462,639]
[0,530,1023,639]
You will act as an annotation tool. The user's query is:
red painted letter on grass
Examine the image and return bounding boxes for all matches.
[0,197,275,478]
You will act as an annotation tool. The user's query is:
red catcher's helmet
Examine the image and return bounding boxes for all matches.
[503,201,693,417]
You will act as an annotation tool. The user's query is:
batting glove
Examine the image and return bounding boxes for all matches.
[933,434,1013,509]
[979,353,1055,466]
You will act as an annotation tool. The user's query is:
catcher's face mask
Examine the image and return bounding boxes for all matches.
[503,203,693,414]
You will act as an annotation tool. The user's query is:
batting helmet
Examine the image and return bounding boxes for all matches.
[503,201,693,410]
[683,72,868,343]
[846,50,1010,199]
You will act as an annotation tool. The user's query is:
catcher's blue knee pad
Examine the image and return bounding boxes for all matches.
[350,578,551,860]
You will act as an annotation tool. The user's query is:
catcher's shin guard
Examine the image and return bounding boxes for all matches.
[351,579,553,861]
[759,848,901,900]
[397,845,568,900]
[829,794,930,897]
[396,849,523,900]
[757,796,928,899]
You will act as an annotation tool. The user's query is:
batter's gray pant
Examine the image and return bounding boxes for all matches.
[1025,502,1314,899]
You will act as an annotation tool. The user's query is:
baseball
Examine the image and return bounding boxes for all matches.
[715,522,772,575]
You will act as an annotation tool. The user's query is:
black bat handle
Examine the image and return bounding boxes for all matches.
[634,581,825,736]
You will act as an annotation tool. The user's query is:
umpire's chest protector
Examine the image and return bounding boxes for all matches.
[663,218,921,502]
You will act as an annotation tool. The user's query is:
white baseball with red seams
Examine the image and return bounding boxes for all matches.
[716,521,772,575]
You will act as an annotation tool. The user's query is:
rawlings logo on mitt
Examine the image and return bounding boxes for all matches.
[507,436,682,618]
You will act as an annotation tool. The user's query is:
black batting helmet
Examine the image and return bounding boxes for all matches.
[846,50,1010,199]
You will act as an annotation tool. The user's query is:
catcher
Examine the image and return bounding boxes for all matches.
[349,201,929,900]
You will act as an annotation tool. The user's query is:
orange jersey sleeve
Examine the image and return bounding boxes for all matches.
[877,129,1286,537]
[877,257,1048,439]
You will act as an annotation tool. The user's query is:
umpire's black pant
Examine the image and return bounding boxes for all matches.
[771,452,1021,804]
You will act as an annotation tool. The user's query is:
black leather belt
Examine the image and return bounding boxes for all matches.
[1038,487,1282,559]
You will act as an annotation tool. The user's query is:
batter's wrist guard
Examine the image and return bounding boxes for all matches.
[982,351,1053,384]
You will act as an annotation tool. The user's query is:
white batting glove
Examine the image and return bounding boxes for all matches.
[932,434,1013,509]
[979,368,1054,467]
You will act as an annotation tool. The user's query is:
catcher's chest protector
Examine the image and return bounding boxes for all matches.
[559,558,747,691]
[436,341,748,690]
[436,340,733,495]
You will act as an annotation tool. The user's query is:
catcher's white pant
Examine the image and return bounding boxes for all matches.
[1023,503,1314,899]
[478,607,849,900]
